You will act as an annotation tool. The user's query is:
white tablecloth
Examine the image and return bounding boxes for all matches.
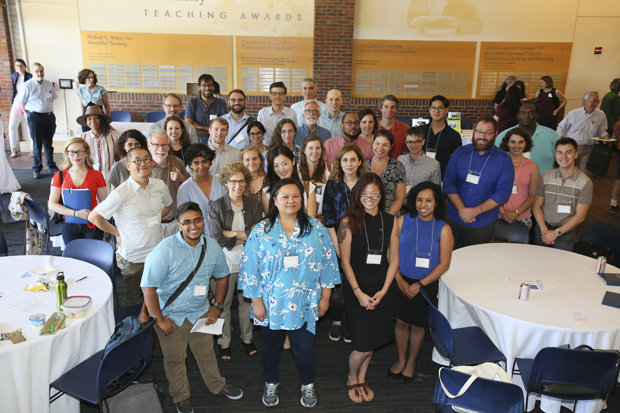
[0,255,115,413]
[110,121,155,138]
[433,243,620,413]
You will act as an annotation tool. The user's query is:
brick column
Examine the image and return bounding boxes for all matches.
[0,3,14,135]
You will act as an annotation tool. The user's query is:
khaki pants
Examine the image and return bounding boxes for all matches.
[155,315,227,403]
[115,253,144,307]
[577,145,593,178]
[212,272,253,347]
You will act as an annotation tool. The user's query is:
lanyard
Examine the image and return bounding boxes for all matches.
[557,169,577,204]
[427,125,444,152]
[468,150,492,177]
[415,217,435,257]
[363,212,384,254]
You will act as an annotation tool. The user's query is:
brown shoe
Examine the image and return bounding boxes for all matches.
[10,148,19,158]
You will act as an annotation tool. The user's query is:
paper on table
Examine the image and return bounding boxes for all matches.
[25,264,60,278]
[190,318,224,335]
[507,278,545,290]
[1,295,54,314]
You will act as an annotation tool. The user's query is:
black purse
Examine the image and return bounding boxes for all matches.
[573,241,617,266]
[49,171,64,224]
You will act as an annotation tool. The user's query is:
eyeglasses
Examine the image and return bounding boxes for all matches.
[67,149,87,156]
[360,195,381,201]
[270,91,285,96]
[229,98,245,103]
[164,104,181,109]
[129,157,152,165]
[228,179,246,185]
[406,140,424,145]
[249,132,264,137]
[149,143,170,148]
[587,99,600,104]
[304,109,319,114]
[430,106,446,111]
[179,217,204,227]
[343,121,361,126]
[199,83,214,89]
[475,129,495,137]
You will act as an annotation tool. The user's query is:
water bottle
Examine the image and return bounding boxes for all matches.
[56,272,68,311]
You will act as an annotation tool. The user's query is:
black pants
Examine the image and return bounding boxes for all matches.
[445,216,495,250]
[60,223,104,246]
[27,111,57,172]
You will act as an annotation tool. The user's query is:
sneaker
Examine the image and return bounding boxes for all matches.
[329,324,341,341]
[33,171,41,179]
[343,327,352,343]
[219,383,243,400]
[609,205,619,214]
[300,383,317,408]
[262,382,279,407]
[175,399,194,413]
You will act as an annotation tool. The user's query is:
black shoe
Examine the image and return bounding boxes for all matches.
[400,373,413,383]
[609,205,619,214]
[343,326,351,343]
[33,171,41,179]
[48,168,59,175]
[329,324,341,341]
[387,364,403,380]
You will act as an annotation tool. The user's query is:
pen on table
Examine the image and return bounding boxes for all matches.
[75,276,88,283]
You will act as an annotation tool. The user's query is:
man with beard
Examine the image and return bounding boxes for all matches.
[148,129,190,238]
[294,99,331,146]
[291,78,328,126]
[420,95,462,179]
[149,93,198,143]
[323,113,374,164]
[185,74,228,142]
[443,116,514,249]
[495,101,560,174]
[207,118,241,176]
[222,89,253,150]
[318,89,345,138]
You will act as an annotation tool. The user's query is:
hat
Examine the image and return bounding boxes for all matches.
[76,105,113,127]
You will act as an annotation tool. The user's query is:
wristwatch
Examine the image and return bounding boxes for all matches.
[232,231,238,238]
[556,229,563,237]
[417,280,425,288]
[214,302,224,310]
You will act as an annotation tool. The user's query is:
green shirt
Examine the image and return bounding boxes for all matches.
[602,90,620,131]
[496,123,560,175]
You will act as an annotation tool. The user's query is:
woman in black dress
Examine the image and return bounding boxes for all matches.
[339,172,400,403]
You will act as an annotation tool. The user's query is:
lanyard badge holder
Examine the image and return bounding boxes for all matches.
[466,151,492,185]
[556,170,576,214]
[364,213,384,265]
[415,217,435,268]
[425,126,442,160]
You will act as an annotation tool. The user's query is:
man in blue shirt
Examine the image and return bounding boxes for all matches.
[294,99,332,146]
[443,116,514,249]
[185,74,228,143]
[17,62,58,179]
[141,202,243,412]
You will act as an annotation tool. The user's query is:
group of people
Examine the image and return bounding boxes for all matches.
[6,62,617,411]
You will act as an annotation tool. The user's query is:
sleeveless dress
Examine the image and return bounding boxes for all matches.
[343,211,396,352]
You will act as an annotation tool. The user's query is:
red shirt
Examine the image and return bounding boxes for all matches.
[379,120,409,158]
[52,169,106,211]
[323,135,374,164]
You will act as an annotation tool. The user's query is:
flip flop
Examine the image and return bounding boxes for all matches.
[358,383,374,402]
[219,346,232,361]
[243,341,258,356]
[347,384,362,403]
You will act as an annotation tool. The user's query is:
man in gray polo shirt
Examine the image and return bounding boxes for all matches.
[398,126,441,200]
[532,137,592,251]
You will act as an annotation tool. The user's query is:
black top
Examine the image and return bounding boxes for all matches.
[420,123,462,179]
[493,89,506,105]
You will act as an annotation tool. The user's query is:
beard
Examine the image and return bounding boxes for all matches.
[473,137,494,152]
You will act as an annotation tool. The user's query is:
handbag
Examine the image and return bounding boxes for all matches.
[439,363,511,413]
[573,241,617,266]
[585,143,613,175]
[49,171,64,224]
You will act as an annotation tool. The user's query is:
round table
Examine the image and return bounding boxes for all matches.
[0,255,115,413]
[433,243,620,413]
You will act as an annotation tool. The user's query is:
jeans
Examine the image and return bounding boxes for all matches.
[26,111,57,172]
[261,323,316,385]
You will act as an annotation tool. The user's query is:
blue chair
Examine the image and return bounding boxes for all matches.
[419,288,506,367]
[434,368,524,413]
[0,227,8,256]
[461,115,473,130]
[63,239,118,306]
[23,198,62,255]
[50,318,161,412]
[579,222,620,265]
[513,346,620,411]
[396,116,411,126]
[110,110,131,122]
[491,219,530,244]
[179,111,185,119]
[113,304,143,325]
[145,112,165,123]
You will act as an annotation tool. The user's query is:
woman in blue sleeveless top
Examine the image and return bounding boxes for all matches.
[388,182,454,383]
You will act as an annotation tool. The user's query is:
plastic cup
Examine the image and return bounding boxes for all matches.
[573,311,588,326]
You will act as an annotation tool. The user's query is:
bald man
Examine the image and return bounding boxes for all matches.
[319,89,345,138]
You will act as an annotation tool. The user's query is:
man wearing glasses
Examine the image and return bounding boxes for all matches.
[148,129,190,237]
[294,99,332,146]
[149,93,198,143]
[557,91,608,176]
[420,95,462,179]
[222,89,253,150]
[257,81,297,146]
[443,117,514,249]
[89,146,173,307]
[323,113,374,164]
[185,74,228,141]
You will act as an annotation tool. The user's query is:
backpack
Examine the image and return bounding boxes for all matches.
[102,316,152,359]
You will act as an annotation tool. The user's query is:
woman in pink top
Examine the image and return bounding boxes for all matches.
[498,128,540,230]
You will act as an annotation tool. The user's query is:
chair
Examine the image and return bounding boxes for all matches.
[145,112,165,123]
[513,346,620,410]
[0,193,23,224]
[578,222,620,265]
[63,239,119,306]
[396,116,411,126]
[114,304,143,325]
[419,288,506,367]
[110,110,131,122]
[23,198,62,255]
[179,111,185,119]
[491,219,530,244]
[461,115,473,130]
[433,368,524,413]
[0,227,8,256]
[50,318,161,413]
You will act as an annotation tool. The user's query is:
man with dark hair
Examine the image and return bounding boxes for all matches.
[142,201,243,413]
[420,95,462,179]
[257,82,297,146]
[149,93,198,143]
[443,116,514,249]
[88,147,173,307]
[532,138,592,251]
[222,89,253,149]
[323,113,373,164]
[185,74,228,141]
[495,101,560,174]
[378,94,409,158]
[398,127,441,204]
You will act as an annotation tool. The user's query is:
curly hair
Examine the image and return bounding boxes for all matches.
[218,161,253,190]
[330,144,370,182]
[499,127,533,153]
[115,129,148,159]
[77,69,97,85]
[60,138,95,170]
[185,143,216,171]
[269,118,297,150]
[406,181,447,220]
[163,115,191,147]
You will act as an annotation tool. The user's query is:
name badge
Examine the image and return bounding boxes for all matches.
[406,185,412,195]
[194,285,207,296]
[367,254,382,265]
[548,93,553,98]
[426,151,437,160]
[93,162,101,171]
[557,205,571,214]
[283,255,299,268]
[466,174,480,185]
[234,134,245,143]
[512,185,518,194]
[146,216,159,227]
[416,257,430,268]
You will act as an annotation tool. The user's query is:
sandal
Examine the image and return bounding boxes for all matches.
[347,384,362,403]
[243,341,258,356]
[358,383,374,402]
[219,346,232,361]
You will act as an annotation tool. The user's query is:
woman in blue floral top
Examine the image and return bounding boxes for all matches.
[240,178,340,408]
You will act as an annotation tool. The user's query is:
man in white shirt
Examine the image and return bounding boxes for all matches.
[290,78,328,126]
[557,91,608,176]
[257,82,297,146]
[318,89,345,138]
[208,118,241,176]
[89,147,173,307]
[222,89,253,150]
[148,93,198,143]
